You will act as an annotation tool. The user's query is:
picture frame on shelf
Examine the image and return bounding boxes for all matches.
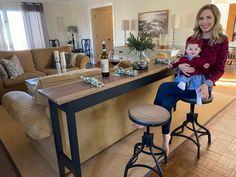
[138,10,169,37]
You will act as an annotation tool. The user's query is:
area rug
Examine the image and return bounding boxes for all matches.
[0,139,22,177]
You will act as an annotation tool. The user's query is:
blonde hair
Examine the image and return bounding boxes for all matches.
[192,4,226,45]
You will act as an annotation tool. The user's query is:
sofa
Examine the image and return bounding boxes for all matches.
[0,46,89,103]
[2,67,174,172]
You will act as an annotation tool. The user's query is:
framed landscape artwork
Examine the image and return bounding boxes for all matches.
[138,10,169,37]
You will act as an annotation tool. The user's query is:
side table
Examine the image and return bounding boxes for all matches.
[25,78,39,96]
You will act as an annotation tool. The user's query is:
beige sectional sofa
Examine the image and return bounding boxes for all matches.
[0,46,89,103]
[2,67,173,172]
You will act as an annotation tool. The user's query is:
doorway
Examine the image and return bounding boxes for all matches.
[226,3,236,42]
[91,6,113,63]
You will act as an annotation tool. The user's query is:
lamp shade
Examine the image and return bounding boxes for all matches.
[171,14,180,29]
[68,25,78,33]
[121,20,130,31]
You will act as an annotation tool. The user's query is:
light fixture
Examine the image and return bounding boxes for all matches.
[68,25,78,49]
[170,14,180,48]
[121,20,130,45]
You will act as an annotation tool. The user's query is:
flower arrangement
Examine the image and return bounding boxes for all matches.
[127,32,155,52]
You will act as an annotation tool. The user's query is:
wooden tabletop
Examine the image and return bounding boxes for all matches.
[38,62,170,105]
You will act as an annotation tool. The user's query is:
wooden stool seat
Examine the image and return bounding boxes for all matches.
[129,104,170,127]
[124,104,170,177]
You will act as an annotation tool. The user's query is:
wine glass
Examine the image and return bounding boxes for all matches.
[109,51,121,67]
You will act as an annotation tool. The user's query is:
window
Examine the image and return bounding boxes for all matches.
[0,2,49,51]
[7,11,28,50]
[0,11,10,50]
[0,10,28,50]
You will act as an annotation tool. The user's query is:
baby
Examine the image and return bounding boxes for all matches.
[168,38,214,105]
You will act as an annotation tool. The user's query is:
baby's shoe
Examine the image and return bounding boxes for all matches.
[196,89,202,105]
[177,82,186,90]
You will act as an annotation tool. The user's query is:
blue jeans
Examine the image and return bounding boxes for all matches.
[154,82,196,134]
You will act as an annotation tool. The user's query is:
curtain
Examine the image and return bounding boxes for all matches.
[21,2,49,49]
[0,12,9,50]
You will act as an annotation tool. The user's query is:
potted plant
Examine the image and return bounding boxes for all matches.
[127,32,155,70]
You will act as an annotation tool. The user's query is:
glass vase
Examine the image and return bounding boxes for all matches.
[132,51,149,70]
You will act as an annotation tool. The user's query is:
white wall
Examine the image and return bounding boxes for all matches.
[69,0,114,49]
[113,0,212,47]
[67,0,211,49]
[3,0,232,50]
[43,2,78,46]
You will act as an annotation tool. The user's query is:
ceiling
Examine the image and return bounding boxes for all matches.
[0,0,90,3]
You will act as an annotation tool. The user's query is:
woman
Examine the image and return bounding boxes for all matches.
[154,4,228,155]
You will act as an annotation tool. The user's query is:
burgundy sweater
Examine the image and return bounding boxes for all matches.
[172,54,216,76]
[174,36,228,84]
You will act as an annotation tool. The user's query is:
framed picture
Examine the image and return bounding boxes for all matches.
[138,10,169,37]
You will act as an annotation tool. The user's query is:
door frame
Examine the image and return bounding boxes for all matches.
[89,3,115,63]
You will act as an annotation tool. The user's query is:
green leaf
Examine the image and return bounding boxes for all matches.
[127,32,155,52]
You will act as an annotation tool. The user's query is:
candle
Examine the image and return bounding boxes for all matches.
[54,51,59,62]
[56,62,61,74]
[60,52,66,66]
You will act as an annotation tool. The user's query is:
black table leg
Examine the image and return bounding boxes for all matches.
[66,110,82,176]
[49,100,65,177]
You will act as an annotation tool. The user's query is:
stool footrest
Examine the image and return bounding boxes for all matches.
[124,130,167,177]
[170,112,211,159]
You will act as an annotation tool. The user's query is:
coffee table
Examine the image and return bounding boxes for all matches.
[25,78,39,95]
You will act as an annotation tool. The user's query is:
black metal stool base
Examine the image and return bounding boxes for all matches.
[169,103,211,159]
[124,127,167,177]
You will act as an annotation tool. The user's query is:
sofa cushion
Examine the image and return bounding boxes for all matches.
[65,53,72,68]
[0,64,8,80]
[0,50,36,72]
[31,46,72,70]
[2,55,24,79]
[2,91,52,140]
[3,71,45,88]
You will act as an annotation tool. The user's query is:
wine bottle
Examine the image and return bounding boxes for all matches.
[100,41,109,77]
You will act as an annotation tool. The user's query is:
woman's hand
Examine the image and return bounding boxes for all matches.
[168,64,173,69]
[198,83,209,99]
[178,63,195,76]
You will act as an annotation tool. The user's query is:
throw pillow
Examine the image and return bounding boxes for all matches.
[52,52,72,68]
[0,64,8,80]
[2,55,24,79]
[65,53,72,68]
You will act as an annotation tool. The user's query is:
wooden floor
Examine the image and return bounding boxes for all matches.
[0,139,22,177]
[0,64,235,177]
[150,64,236,177]
[150,100,236,177]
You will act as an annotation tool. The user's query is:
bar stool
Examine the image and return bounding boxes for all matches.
[169,94,213,159]
[124,104,170,177]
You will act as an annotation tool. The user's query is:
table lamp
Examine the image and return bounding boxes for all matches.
[121,20,130,45]
[170,14,180,48]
